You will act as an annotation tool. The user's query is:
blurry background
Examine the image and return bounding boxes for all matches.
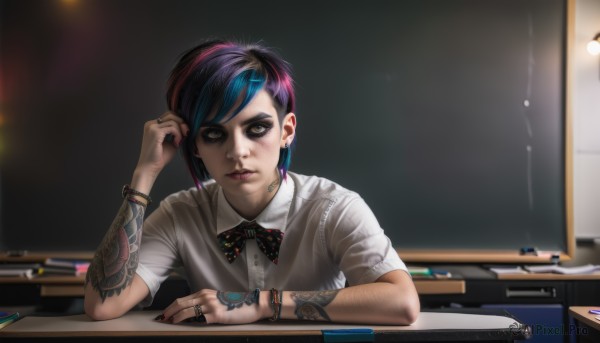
[0,0,579,254]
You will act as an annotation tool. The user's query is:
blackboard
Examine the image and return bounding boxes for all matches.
[0,0,572,261]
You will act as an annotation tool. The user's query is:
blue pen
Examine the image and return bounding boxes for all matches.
[322,329,374,343]
[588,309,600,315]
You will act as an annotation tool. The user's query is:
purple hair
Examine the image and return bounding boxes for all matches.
[166,40,296,188]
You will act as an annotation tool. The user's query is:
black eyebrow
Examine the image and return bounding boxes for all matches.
[201,113,273,128]
[241,113,273,126]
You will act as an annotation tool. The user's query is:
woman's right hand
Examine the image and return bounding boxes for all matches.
[131,112,190,193]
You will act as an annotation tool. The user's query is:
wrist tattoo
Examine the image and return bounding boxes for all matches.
[291,290,339,321]
[217,290,260,311]
[85,200,145,302]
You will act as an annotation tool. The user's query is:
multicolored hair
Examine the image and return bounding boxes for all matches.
[166,40,296,188]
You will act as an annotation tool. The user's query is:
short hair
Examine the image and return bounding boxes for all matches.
[166,40,296,188]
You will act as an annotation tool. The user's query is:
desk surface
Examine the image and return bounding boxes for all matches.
[0,310,530,342]
[569,306,600,332]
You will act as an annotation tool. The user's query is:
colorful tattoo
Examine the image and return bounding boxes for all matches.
[291,290,339,321]
[217,289,260,311]
[85,199,145,302]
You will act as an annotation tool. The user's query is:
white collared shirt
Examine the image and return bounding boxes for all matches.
[136,172,407,306]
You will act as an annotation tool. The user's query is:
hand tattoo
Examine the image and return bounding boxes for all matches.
[85,200,145,302]
[291,290,339,321]
[217,290,260,311]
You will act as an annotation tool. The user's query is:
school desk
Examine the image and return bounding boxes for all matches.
[568,307,600,342]
[0,310,530,343]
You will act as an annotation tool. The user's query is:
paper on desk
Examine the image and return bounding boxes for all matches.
[489,266,528,275]
[524,264,600,274]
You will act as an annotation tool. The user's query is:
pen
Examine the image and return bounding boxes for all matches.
[588,309,600,315]
[322,328,374,343]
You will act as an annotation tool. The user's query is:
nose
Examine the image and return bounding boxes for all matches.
[225,132,250,161]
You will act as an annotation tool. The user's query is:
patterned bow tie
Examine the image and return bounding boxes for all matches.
[217,221,284,264]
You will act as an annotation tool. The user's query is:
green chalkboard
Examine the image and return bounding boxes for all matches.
[0,0,571,260]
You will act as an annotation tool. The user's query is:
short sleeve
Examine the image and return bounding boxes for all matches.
[136,200,182,307]
[324,195,406,286]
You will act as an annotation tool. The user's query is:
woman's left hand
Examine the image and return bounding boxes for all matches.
[157,289,269,325]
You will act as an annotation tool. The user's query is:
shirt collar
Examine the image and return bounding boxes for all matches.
[216,177,295,235]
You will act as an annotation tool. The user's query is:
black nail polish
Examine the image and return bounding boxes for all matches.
[154,314,165,321]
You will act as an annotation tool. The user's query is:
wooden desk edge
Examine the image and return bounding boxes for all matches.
[0,330,326,338]
[0,251,94,263]
[414,280,466,294]
[0,275,86,284]
[0,325,517,338]
[1,277,464,296]
[399,250,571,263]
[569,306,600,331]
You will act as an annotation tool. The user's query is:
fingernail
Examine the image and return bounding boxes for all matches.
[154,314,165,321]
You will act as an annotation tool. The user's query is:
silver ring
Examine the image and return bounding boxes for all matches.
[157,117,164,124]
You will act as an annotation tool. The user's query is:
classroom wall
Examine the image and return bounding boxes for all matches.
[573,0,600,240]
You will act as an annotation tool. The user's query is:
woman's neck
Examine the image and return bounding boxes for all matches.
[223,171,281,220]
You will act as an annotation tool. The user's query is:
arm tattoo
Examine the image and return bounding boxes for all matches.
[85,200,145,302]
[291,290,339,321]
[217,289,260,311]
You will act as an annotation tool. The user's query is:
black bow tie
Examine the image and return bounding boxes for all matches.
[217,221,284,264]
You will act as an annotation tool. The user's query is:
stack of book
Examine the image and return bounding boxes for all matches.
[0,258,91,278]
[0,263,41,279]
[407,266,453,279]
[38,258,91,276]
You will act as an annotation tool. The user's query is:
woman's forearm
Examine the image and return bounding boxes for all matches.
[279,271,419,325]
[85,199,145,302]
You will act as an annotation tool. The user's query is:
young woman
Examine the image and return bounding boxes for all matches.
[84,40,419,325]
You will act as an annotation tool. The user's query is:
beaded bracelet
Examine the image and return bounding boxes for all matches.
[122,184,152,205]
[269,288,282,321]
[126,195,148,208]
